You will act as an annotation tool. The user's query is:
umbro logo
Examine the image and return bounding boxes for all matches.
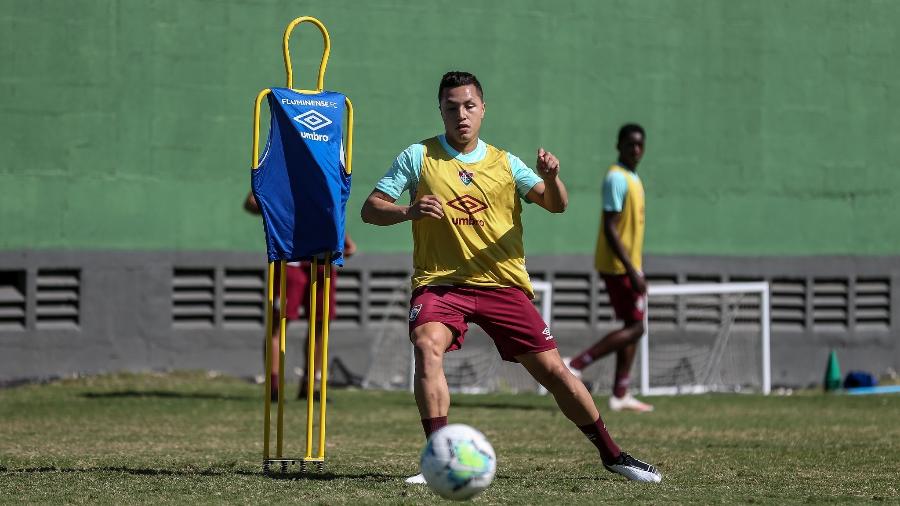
[446,194,488,215]
[409,304,423,322]
[293,110,332,131]
[542,327,554,340]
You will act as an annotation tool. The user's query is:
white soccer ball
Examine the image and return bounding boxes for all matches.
[420,424,496,501]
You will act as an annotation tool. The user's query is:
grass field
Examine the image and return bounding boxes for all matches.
[1,372,898,504]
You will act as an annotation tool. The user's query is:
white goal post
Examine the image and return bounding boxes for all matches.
[640,282,771,396]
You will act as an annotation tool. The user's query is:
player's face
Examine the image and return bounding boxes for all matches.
[439,85,485,149]
[617,131,645,169]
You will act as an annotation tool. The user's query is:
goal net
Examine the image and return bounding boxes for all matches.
[640,282,771,395]
[360,280,771,396]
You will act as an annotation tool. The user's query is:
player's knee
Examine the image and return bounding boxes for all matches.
[626,320,645,339]
[535,361,572,390]
[411,330,446,363]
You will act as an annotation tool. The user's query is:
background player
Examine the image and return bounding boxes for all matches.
[566,124,653,413]
[361,72,661,483]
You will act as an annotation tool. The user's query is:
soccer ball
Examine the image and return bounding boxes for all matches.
[420,424,496,501]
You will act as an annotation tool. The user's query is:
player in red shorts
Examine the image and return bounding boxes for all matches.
[361,72,661,484]
[244,192,356,400]
[566,124,654,413]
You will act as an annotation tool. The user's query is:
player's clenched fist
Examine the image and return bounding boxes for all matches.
[536,148,560,180]
[407,195,445,220]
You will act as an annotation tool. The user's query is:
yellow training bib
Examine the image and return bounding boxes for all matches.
[594,165,645,274]
[411,137,534,298]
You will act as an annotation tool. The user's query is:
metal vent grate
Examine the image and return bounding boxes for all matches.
[0,270,27,331]
[727,276,764,330]
[172,268,215,329]
[36,269,80,329]
[771,278,806,331]
[855,278,890,331]
[646,275,678,329]
[367,271,409,324]
[223,269,265,329]
[684,275,722,330]
[335,269,362,324]
[812,278,848,331]
[552,273,591,327]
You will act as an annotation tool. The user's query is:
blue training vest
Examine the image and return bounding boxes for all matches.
[252,88,351,265]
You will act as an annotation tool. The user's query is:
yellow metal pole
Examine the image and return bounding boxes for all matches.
[263,262,274,462]
[306,258,318,459]
[276,260,287,459]
[252,89,272,167]
[318,253,332,459]
[282,16,331,91]
[344,97,354,175]
[256,89,273,466]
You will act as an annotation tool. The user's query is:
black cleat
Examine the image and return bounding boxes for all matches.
[604,452,662,483]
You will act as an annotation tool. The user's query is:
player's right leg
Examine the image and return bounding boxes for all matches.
[411,322,454,420]
[405,322,454,485]
[404,286,472,484]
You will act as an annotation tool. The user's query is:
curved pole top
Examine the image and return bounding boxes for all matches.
[283,16,331,91]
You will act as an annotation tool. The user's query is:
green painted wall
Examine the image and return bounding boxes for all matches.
[2,0,899,256]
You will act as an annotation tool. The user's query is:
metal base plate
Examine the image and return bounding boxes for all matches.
[263,458,326,474]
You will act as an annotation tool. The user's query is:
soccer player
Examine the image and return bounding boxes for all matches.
[244,192,356,400]
[360,72,661,483]
[565,124,654,413]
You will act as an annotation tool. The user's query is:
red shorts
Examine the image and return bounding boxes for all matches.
[408,286,556,362]
[273,263,337,321]
[601,274,646,323]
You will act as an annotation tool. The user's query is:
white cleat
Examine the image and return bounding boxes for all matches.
[608,393,654,413]
[562,357,583,380]
[404,473,427,485]
[604,452,662,483]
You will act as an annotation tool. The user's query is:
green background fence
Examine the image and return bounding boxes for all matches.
[2,0,898,255]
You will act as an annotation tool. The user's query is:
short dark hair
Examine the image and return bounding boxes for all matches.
[438,71,484,103]
[617,123,645,144]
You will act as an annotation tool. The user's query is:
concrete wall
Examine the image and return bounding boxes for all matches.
[2,0,900,256]
[1,250,897,388]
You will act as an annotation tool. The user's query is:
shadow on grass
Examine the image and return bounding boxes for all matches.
[0,465,401,482]
[79,391,253,401]
[449,398,557,412]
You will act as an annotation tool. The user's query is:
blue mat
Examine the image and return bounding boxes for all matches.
[845,385,900,395]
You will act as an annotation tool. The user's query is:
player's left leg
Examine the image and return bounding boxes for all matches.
[518,349,660,482]
[475,288,660,483]
[568,320,644,371]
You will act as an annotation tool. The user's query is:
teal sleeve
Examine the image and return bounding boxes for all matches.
[602,171,628,212]
[508,153,542,200]
[375,144,424,201]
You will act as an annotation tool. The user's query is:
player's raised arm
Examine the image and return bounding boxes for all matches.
[361,190,445,226]
[526,148,568,213]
